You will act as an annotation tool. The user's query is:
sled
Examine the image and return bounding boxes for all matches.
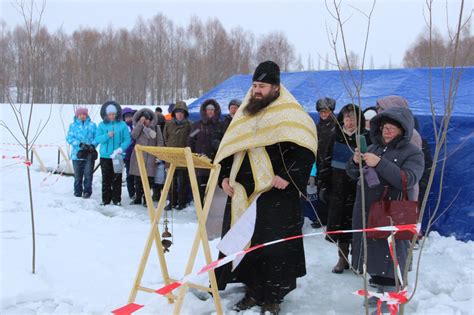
[128,145,223,315]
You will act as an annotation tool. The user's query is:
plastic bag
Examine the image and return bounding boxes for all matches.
[112,156,124,174]
[154,162,166,184]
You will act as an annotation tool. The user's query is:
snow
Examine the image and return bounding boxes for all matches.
[1,104,473,314]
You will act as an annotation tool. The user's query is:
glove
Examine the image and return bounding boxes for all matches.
[80,143,87,150]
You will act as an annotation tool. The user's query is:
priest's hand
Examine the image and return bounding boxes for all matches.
[272,175,289,190]
[222,178,234,197]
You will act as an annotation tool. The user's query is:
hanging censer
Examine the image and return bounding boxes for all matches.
[161,203,173,253]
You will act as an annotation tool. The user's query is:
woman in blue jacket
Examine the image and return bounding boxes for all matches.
[66,107,97,198]
[95,101,131,206]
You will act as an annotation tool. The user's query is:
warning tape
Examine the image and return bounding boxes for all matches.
[40,170,64,186]
[1,142,67,148]
[1,155,31,166]
[355,289,408,315]
[112,223,419,315]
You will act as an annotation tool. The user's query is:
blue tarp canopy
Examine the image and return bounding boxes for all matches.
[188,67,474,241]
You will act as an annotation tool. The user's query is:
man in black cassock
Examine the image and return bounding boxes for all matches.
[213,61,318,314]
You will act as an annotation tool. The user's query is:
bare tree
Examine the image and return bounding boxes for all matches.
[0,0,52,274]
[400,1,472,313]
[256,31,295,71]
[325,1,376,313]
[403,21,473,68]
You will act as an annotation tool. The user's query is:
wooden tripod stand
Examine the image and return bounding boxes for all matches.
[128,145,223,314]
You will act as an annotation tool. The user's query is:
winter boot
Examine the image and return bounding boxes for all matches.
[233,296,261,312]
[332,242,350,273]
[130,197,142,205]
[175,203,186,210]
[261,303,281,315]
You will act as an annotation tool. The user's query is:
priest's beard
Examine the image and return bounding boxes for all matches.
[244,90,280,116]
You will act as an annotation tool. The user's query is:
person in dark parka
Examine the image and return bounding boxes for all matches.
[187,98,222,203]
[221,99,241,134]
[326,104,369,273]
[314,97,337,226]
[155,106,166,134]
[347,105,424,311]
[122,107,137,199]
[163,101,192,210]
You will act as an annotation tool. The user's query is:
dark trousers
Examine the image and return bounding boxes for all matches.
[168,169,189,207]
[245,262,297,304]
[100,158,122,204]
[124,159,135,198]
[72,157,94,196]
[134,176,154,201]
[197,174,209,205]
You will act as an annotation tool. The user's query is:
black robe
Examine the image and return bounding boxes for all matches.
[215,141,315,294]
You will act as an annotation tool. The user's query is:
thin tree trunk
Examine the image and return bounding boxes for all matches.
[26,147,36,274]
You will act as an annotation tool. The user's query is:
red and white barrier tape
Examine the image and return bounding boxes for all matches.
[40,170,64,186]
[387,234,404,287]
[355,289,409,315]
[112,223,419,315]
[1,142,66,148]
[2,153,66,185]
[1,154,31,166]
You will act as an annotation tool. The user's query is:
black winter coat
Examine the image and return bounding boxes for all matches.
[221,114,233,134]
[187,101,221,160]
[316,117,336,189]
[326,104,368,243]
[326,127,370,242]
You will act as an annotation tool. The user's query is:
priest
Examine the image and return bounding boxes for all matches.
[214,61,318,314]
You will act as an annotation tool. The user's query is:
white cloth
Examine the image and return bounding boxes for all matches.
[217,195,259,270]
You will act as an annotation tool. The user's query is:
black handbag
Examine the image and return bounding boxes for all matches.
[77,144,98,161]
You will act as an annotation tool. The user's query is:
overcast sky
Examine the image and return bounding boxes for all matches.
[1,0,472,69]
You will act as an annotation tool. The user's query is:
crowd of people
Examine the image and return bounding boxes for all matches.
[66,60,431,314]
[66,97,240,208]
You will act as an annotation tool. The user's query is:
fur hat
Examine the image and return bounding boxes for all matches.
[316,97,336,112]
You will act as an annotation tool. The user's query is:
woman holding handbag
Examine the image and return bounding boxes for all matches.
[346,102,424,312]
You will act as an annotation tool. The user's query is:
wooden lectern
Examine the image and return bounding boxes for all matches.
[128,145,223,314]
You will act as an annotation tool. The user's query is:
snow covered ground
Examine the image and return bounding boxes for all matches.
[1,105,473,314]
